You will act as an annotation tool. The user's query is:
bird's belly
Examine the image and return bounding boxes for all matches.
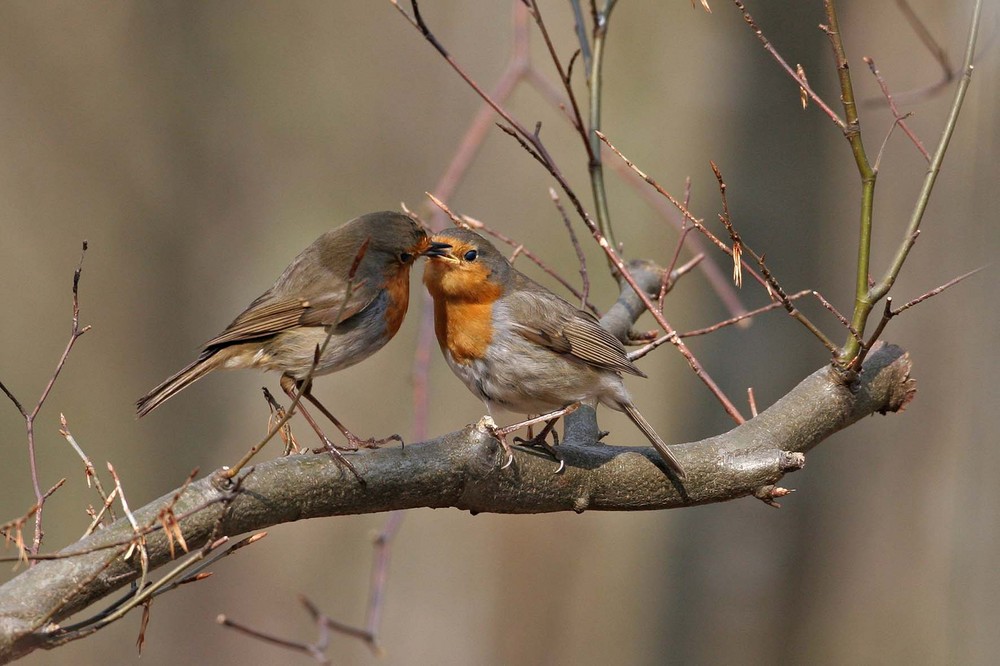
[257,319,390,380]
[443,344,605,416]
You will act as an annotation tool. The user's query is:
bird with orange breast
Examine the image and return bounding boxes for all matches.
[423,226,686,479]
[137,211,449,477]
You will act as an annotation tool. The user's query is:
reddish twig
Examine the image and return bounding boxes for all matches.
[810,291,863,345]
[747,387,758,418]
[731,0,846,129]
[549,187,591,309]
[1,479,66,569]
[854,267,983,369]
[709,161,838,353]
[362,510,405,654]
[863,56,930,162]
[679,290,813,339]
[426,3,533,231]
[400,2,743,420]
[598,133,768,291]
[607,155,749,320]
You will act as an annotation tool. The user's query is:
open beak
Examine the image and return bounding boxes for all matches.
[422,240,456,261]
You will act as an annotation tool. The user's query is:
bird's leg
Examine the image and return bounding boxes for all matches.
[494,403,580,473]
[298,386,403,449]
[280,376,363,482]
[513,417,565,474]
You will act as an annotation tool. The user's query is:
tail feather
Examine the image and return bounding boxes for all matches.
[619,401,687,480]
[136,352,220,417]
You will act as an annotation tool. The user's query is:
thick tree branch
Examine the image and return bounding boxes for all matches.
[0,264,915,664]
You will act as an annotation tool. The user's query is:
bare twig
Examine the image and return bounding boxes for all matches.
[362,510,404,654]
[810,291,862,345]
[607,155,749,320]
[0,241,91,557]
[107,463,149,595]
[843,0,983,363]
[863,56,930,162]
[263,387,300,455]
[854,267,983,369]
[731,0,846,129]
[59,413,116,525]
[679,290,813,339]
[1,480,65,568]
[221,239,371,481]
[550,187,591,309]
[46,477,254,646]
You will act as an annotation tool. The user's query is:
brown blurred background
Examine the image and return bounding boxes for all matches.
[0,2,996,664]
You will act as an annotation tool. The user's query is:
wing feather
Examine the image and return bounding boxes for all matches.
[203,277,374,349]
[507,283,645,377]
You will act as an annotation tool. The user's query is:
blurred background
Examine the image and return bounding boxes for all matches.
[0,2,996,664]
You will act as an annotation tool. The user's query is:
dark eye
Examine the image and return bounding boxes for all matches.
[399,251,413,263]
[463,249,478,262]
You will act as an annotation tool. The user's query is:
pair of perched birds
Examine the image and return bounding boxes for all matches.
[136,211,686,479]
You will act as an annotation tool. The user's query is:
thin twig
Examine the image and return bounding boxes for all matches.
[863,56,930,162]
[400,0,742,421]
[49,478,253,644]
[854,266,983,369]
[731,0,846,129]
[679,290,812,338]
[221,240,371,480]
[362,510,405,655]
[810,291,862,345]
[549,187,591,309]
[0,241,91,557]
[844,0,983,364]
[107,463,148,596]
[1,480,65,568]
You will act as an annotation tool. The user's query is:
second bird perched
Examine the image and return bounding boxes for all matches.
[423,226,686,479]
[136,211,448,463]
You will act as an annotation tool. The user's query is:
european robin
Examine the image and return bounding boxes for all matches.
[423,227,686,479]
[137,211,449,471]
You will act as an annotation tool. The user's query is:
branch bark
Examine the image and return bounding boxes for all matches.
[0,262,915,663]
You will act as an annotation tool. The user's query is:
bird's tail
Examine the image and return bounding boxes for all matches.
[619,401,687,480]
[136,352,220,418]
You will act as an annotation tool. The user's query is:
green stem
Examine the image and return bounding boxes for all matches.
[588,0,618,256]
[822,0,878,363]
[840,0,982,364]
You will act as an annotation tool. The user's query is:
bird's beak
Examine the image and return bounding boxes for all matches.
[423,240,458,262]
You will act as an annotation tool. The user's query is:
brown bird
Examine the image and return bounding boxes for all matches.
[137,211,448,471]
[423,227,686,479]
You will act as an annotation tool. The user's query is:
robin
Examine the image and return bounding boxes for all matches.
[423,227,686,479]
[137,211,449,473]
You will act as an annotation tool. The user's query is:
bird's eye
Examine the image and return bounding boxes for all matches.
[463,249,478,262]
[399,251,413,263]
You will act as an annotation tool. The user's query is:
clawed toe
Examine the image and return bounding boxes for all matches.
[514,434,564,473]
[311,440,364,484]
[346,433,403,450]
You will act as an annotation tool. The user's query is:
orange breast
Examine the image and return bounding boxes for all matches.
[382,267,411,339]
[433,300,495,364]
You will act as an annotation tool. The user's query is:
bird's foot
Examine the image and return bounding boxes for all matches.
[478,417,516,469]
[344,432,404,450]
[311,436,365,484]
[514,429,565,474]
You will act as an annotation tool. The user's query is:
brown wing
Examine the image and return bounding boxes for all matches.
[507,283,645,377]
[203,277,373,349]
